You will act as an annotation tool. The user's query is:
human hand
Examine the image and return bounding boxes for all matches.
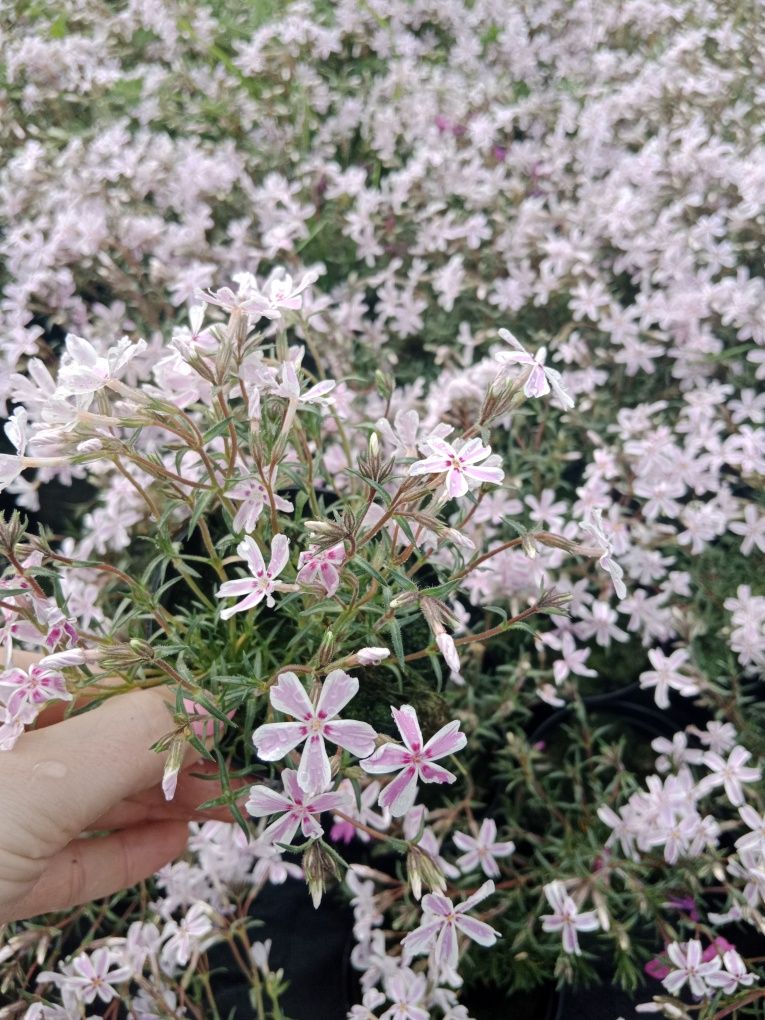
[0,678,233,924]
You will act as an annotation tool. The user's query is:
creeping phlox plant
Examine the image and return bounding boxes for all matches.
[0,1,764,1018]
[0,265,760,1020]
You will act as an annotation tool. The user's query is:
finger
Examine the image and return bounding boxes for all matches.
[2,820,189,924]
[32,676,128,730]
[89,767,248,829]
[8,687,191,839]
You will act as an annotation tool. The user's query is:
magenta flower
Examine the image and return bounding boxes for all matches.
[496,328,574,409]
[245,768,345,845]
[540,881,600,955]
[401,880,499,973]
[253,669,377,793]
[360,704,467,817]
[0,663,71,718]
[296,542,345,597]
[216,534,290,619]
[409,436,504,499]
[453,818,515,878]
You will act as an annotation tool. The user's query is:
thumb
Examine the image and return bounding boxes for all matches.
[8,687,191,843]
[2,820,189,924]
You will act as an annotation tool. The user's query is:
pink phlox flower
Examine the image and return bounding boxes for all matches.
[409,435,504,499]
[697,745,761,806]
[216,533,291,618]
[496,328,574,410]
[272,360,336,406]
[252,669,376,793]
[381,967,429,1020]
[227,476,294,533]
[0,701,32,750]
[246,268,321,320]
[639,648,699,710]
[0,662,71,718]
[38,947,131,1005]
[736,805,765,855]
[0,407,28,489]
[540,880,600,955]
[401,880,499,974]
[453,818,515,878]
[711,948,756,993]
[330,778,391,844]
[251,839,303,885]
[160,903,215,970]
[196,276,266,315]
[662,938,728,998]
[57,334,147,397]
[297,542,345,597]
[579,508,627,599]
[245,768,345,845]
[361,704,467,817]
[651,732,704,773]
[542,631,597,683]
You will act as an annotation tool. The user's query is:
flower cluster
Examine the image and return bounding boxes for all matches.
[0,0,763,1017]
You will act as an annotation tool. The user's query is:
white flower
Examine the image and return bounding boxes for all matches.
[57,334,147,397]
[496,328,574,409]
[540,881,600,955]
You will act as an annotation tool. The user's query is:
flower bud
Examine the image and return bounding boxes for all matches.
[354,647,391,666]
[162,735,185,801]
[406,845,446,901]
[318,630,336,667]
[303,841,341,909]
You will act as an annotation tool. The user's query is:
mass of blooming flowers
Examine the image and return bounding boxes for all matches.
[0,0,764,1018]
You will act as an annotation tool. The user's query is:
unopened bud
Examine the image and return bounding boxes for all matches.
[374,370,394,401]
[521,533,537,559]
[161,735,185,801]
[129,638,156,660]
[318,630,336,667]
[303,841,341,909]
[406,845,446,901]
[0,510,27,558]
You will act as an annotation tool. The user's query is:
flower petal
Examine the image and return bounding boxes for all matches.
[392,704,423,752]
[297,733,332,793]
[418,761,457,784]
[360,743,412,774]
[379,765,419,817]
[423,719,467,760]
[238,535,265,575]
[252,721,307,761]
[455,914,499,947]
[269,533,290,576]
[270,672,313,720]
[245,785,292,818]
[324,719,377,758]
[316,669,358,719]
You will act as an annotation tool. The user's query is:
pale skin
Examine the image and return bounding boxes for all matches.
[0,650,236,924]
